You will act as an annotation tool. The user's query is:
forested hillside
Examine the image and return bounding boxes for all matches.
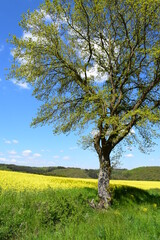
[0,164,160,181]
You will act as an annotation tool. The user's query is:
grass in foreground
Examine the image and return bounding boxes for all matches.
[0,187,160,240]
[0,170,160,239]
[0,171,160,240]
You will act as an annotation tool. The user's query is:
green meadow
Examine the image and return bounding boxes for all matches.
[0,171,160,240]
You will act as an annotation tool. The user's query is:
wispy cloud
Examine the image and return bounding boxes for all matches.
[125,153,134,158]
[69,146,78,151]
[0,157,7,162]
[10,159,17,163]
[63,156,70,160]
[3,139,11,144]
[8,150,17,155]
[11,79,30,90]
[40,149,50,153]
[22,150,32,157]
[3,139,19,144]
[33,153,41,158]
[53,155,60,159]
[8,155,21,159]
[0,45,4,52]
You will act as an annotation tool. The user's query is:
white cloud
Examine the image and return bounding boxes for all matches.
[81,62,109,83]
[4,139,11,144]
[125,153,134,158]
[91,129,100,137]
[8,150,17,155]
[21,15,108,85]
[13,139,19,144]
[3,139,19,144]
[0,152,4,156]
[0,45,4,52]
[22,150,32,157]
[63,156,70,160]
[11,38,34,67]
[33,153,41,158]
[60,150,64,153]
[10,49,28,65]
[8,155,21,159]
[69,147,78,150]
[10,159,17,163]
[0,157,7,162]
[22,31,38,42]
[22,31,48,46]
[130,129,135,134]
[40,9,52,22]
[76,40,110,83]
[19,10,53,47]
[53,155,60,159]
[11,79,30,90]
[76,36,120,84]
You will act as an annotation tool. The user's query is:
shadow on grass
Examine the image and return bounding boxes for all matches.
[111,185,160,206]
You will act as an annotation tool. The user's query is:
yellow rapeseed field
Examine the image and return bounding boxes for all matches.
[0,170,160,191]
[0,170,97,191]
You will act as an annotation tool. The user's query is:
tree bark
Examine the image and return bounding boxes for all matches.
[98,153,111,209]
[93,134,112,208]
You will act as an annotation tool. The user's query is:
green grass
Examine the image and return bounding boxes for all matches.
[0,186,160,240]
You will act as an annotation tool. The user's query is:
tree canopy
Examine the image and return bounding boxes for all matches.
[9,0,160,207]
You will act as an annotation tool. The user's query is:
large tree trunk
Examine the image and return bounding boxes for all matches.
[93,134,112,208]
[98,153,111,209]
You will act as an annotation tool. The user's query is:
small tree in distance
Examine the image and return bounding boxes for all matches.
[9,0,160,208]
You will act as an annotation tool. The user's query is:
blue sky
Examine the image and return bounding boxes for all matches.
[0,0,160,170]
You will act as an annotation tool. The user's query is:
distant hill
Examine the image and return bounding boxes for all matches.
[123,167,160,181]
[0,164,160,181]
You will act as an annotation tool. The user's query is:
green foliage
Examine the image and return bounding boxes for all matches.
[8,0,160,155]
[0,186,160,239]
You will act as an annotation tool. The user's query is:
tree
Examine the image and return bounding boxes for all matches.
[9,0,160,208]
